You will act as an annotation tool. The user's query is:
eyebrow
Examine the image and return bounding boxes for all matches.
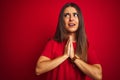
[64,13,70,17]
[64,12,78,16]
[64,13,69,15]
[73,13,78,15]
[64,12,78,14]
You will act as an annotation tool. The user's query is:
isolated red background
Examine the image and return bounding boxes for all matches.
[0,0,120,80]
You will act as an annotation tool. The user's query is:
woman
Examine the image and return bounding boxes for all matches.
[35,2,102,80]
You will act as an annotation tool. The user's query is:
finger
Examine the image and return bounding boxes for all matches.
[68,39,71,49]
[70,41,72,51]
[69,35,72,41]
[67,38,71,55]
[65,37,70,48]
[70,40,74,52]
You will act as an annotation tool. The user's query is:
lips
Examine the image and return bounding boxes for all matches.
[68,23,75,27]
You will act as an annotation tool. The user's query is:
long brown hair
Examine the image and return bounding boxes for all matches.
[54,2,88,62]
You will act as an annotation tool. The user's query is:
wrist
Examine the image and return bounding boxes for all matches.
[71,55,78,63]
[63,54,69,58]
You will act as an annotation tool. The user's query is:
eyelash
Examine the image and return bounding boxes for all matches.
[73,13,78,17]
[64,13,69,17]
[64,13,78,17]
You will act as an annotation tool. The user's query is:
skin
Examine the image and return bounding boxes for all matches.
[63,7,79,33]
[35,7,102,80]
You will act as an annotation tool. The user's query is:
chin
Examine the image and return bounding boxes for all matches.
[67,29,78,33]
[65,26,78,33]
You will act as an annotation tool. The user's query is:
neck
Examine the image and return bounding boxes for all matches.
[67,33,76,42]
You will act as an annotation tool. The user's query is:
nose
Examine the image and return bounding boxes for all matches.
[69,14,74,21]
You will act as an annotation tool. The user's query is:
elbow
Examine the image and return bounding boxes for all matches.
[35,67,41,76]
[94,65,102,80]
[92,72,102,80]
[96,73,102,80]
[97,67,102,80]
[36,72,40,76]
[94,70,102,80]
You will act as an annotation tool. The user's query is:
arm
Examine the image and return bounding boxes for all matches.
[35,55,68,75]
[35,38,71,75]
[73,57,102,80]
[69,37,102,80]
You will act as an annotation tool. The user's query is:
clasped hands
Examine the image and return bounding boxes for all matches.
[64,36,75,59]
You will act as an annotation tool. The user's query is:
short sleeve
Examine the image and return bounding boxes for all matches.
[87,45,100,64]
[40,39,54,59]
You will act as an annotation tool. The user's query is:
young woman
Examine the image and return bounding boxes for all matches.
[35,2,102,80]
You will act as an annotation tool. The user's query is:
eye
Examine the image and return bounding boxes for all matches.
[64,13,70,18]
[73,13,78,17]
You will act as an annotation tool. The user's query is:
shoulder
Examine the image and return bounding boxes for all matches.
[47,38,58,44]
[45,38,60,47]
[87,44,100,64]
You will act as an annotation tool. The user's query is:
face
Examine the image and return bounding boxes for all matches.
[63,6,79,33]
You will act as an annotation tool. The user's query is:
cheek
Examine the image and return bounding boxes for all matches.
[76,19,79,26]
[76,19,79,23]
[64,19,69,26]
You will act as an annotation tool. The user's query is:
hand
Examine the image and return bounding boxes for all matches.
[64,36,74,59]
[64,37,71,58]
[69,37,74,59]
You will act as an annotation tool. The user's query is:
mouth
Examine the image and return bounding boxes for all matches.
[68,23,75,27]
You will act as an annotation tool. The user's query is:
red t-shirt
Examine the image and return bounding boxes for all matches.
[41,39,100,80]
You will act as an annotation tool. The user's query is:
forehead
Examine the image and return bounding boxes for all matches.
[64,6,77,13]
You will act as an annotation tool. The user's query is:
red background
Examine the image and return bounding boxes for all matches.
[0,0,120,80]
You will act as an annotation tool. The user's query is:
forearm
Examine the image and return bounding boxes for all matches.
[74,59,102,80]
[36,55,68,75]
